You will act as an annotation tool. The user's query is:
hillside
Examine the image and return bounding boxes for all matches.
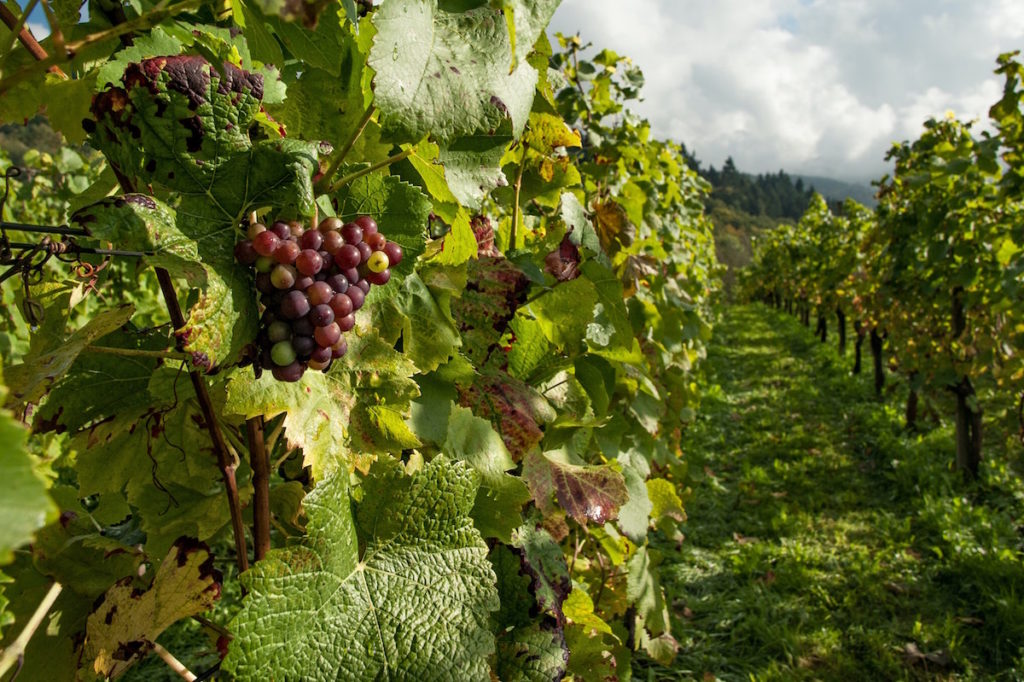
[794,174,877,206]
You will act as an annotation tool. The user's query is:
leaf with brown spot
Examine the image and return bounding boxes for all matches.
[523,451,629,526]
[82,538,221,680]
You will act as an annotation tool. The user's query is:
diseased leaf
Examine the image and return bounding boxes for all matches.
[82,539,222,680]
[452,256,529,366]
[457,367,553,461]
[512,523,571,624]
[224,457,499,680]
[523,450,629,527]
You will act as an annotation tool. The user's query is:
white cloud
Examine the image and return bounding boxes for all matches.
[549,0,1024,181]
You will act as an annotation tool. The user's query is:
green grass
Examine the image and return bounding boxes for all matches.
[639,304,1024,681]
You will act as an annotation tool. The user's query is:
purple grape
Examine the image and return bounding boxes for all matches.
[292,335,316,359]
[300,230,323,251]
[272,362,305,382]
[366,269,390,286]
[292,317,315,336]
[355,215,377,235]
[310,346,332,364]
[235,240,258,265]
[383,241,403,266]
[280,291,311,319]
[270,221,291,239]
[255,272,274,294]
[341,223,363,244]
[336,244,361,270]
[309,304,335,327]
[357,279,370,294]
[347,286,365,310]
[356,242,372,263]
[326,273,349,293]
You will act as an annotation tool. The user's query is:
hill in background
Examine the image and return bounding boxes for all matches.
[684,149,877,295]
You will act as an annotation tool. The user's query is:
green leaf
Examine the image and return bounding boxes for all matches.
[4,304,134,406]
[81,539,222,680]
[73,195,257,371]
[451,256,529,366]
[495,623,568,682]
[615,461,652,543]
[224,457,499,680]
[377,272,460,372]
[0,375,55,565]
[225,329,419,479]
[333,172,432,289]
[439,131,512,209]
[626,545,671,640]
[95,28,185,87]
[443,406,531,541]
[369,0,537,142]
[528,278,598,351]
[522,450,629,527]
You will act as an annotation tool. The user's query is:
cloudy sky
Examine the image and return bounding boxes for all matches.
[549,0,1024,181]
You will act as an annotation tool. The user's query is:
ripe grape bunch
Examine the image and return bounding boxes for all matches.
[234,215,402,382]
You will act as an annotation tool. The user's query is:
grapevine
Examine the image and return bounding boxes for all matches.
[0,2,718,681]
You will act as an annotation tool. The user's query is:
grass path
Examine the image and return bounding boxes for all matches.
[641,304,1024,681]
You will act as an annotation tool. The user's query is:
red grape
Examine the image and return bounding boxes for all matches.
[296,249,323,276]
[365,232,386,251]
[273,240,300,264]
[253,230,280,257]
[271,264,298,289]
[341,223,363,244]
[310,346,332,364]
[383,241,403,266]
[366,268,390,286]
[307,281,334,305]
[355,215,377,234]
[319,217,343,233]
[314,322,342,347]
[331,338,348,359]
[356,242,373,262]
[323,230,344,254]
[337,313,356,332]
[336,244,361,269]
[329,293,353,317]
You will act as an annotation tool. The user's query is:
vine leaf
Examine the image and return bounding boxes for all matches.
[443,406,531,541]
[81,539,222,680]
[457,367,554,461]
[522,450,629,526]
[4,305,135,406]
[0,374,56,565]
[451,256,530,366]
[225,329,419,479]
[85,56,318,368]
[224,457,499,680]
[369,0,539,142]
[489,542,568,681]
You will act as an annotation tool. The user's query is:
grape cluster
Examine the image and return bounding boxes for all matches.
[234,215,403,382]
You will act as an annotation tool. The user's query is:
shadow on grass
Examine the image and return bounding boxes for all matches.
[638,304,1024,682]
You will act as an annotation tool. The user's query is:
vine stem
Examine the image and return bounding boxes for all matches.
[315,105,375,194]
[0,0,205,95]
[155,268,249,574]
[0,581,63,678]
[246,416,271,562]
[509,142,528,251]
[326,147,412,194]
[152,643,196,682]
[0,0,65,77]
[85,345,192,362]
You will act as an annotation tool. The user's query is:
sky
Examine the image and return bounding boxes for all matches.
[549,0,1024,181]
